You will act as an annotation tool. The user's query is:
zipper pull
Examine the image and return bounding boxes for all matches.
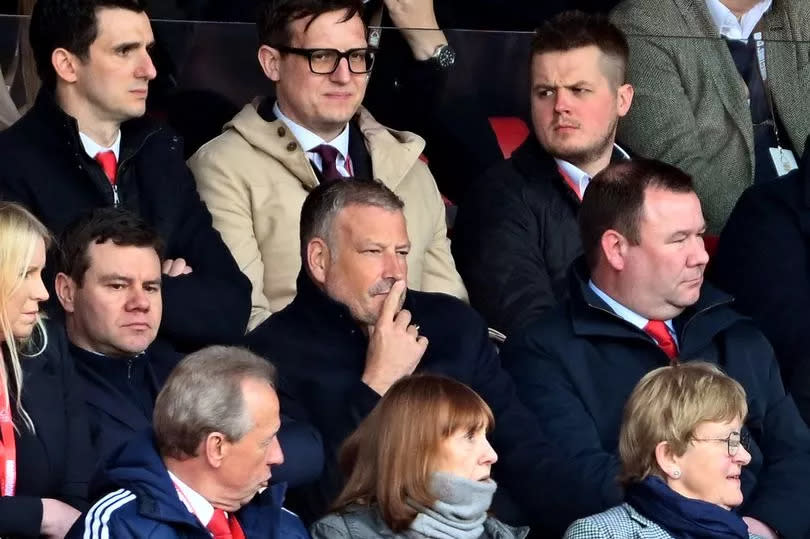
[112,184,120,207]
[127,357,133,380]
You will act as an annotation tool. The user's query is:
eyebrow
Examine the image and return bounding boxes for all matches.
[98,274,162,286]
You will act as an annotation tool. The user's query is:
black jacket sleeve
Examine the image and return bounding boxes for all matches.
[453,173,558,336]
[470,315,613,536]
[159,136,251,349]
[498,328,623,531]
[711,181,810,384]
[0,325,92,537]
[738,347,810,538]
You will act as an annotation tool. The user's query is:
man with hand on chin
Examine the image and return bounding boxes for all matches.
[245,178,593,535]
[70,346,309,539]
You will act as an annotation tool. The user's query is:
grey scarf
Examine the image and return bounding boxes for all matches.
[406,472,497,539]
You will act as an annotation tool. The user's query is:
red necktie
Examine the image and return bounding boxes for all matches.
[311,144,342,181]
[644,320,679,363]
[207,509,245,539]
[95,150,117,184]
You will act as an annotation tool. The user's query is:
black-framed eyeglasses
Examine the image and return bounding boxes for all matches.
[691,430,751,456]
[274,45,377,74]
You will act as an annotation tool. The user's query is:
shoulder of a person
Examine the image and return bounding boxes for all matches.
[483,516,530,539]
[566,504,646,537]
[312,505,388,538]
[407,289,484,328]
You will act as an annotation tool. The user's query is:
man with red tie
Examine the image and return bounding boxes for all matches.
[69,346,309,539]
[452,11,635,338]
[0,0,251,351]
[500,158,810,538]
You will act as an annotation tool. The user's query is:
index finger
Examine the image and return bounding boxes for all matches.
[378,280,406,325]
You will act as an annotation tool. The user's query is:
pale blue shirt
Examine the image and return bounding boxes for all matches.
[588,279,678,346]
[705,0,772,40]
[554,144,630,197]
[273,101,352,177]
[79,130,121,161]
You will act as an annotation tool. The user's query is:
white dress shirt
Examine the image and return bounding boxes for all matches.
[705,0,773,40]
[273,101,352,176]
[554,144,630,198]
[79,130,121,161]
[168,471,216,532]
[588,279,678,346]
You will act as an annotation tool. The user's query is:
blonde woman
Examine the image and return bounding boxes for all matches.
[311,374,528,539]
[0,202,92,538]
[565,362,759,539]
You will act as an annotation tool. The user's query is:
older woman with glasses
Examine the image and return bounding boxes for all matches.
[310,374,528,539]
[565,362,758,539]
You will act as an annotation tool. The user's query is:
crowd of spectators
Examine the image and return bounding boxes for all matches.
[1,0,810,538]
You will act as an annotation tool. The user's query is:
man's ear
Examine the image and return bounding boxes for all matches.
[258,45,282,82]
[307,238,330,285]
[51,48,81,84]
[204,432,228,469]
[600,229,629,271]
[616,83,634,117]
[54,272,77,313]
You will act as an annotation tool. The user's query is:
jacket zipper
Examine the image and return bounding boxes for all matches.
[111,128,159,207]
[127,357,133,380]
[586,299,731,351]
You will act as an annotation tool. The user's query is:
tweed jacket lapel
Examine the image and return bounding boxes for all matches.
[672,0,755,164]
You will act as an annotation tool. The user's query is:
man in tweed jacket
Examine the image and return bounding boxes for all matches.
[611,0,810,233]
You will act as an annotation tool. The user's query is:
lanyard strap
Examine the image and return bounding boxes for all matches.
[753,31,785,150]
[0,382,16,497]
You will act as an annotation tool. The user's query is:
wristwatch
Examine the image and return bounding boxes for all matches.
[427,43,456,69]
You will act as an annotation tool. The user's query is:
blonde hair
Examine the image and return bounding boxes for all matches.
[0,202,51,432]
[619,362,748,486]
[332,374,494,532]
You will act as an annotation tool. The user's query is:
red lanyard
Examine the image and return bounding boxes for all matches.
[557,166,583,201]
[0,380,16,496]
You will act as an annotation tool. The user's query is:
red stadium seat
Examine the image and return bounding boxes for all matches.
[489,117,530,158]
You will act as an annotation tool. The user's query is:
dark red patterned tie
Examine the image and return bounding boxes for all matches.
[311,144,342,181]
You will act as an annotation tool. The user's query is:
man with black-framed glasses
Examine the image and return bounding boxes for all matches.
[188,0,467,332]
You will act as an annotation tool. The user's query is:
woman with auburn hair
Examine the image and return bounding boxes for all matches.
[311,374,528,539]
[0,202,92,538]
[565,362,759,539]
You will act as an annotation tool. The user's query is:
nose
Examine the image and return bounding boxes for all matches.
[329,56,352,84]
[553,89,571,113]
[735,444,752,466]
[267,437,284,467]
[33,274,49,303]
[137,49,157,80]
[480,438,498,466]
[125,286,150,311]
[690,236,710,267]
[382,252,406,282]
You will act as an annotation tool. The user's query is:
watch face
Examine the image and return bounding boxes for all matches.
[437,45,456,69]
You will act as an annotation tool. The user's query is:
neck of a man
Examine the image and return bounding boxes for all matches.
[572,148,614,180]
[591,267,684,322]
[55,85,121,148]
[720,0,761,18]
[164,456,216,503]
[276,100,346,143]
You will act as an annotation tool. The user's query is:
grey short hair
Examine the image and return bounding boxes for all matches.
[154,346,277,459]
[299,178,405,261]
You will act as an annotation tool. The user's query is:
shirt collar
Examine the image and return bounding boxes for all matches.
[273,101,350,159]
[705,0,773,40]
[554,144,630,197]
[79,130,121,161]
[168,470,216,527]
[588,279,675,334]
